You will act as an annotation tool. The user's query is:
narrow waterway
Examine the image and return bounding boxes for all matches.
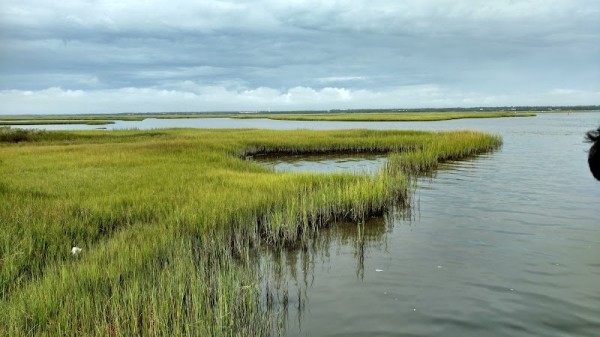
[258,153,387,175]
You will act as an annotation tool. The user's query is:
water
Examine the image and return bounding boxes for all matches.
[256,113,600,336]
[7,113,600,335]
[257,153,387,174]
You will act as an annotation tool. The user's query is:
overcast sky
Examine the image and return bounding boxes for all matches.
[1,0,599,114]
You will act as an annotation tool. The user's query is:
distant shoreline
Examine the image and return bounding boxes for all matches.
[0,110,544,125]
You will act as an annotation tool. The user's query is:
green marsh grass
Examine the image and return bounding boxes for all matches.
[232,111,536,121]
[0,110,534,127]
[0,127,501,335]
[0,120,114,126]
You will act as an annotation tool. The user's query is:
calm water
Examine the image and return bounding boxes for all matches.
[256,113,600,336]
[258,153,387,175]
[8,113,600,335]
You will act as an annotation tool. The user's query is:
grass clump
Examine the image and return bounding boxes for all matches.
[0,127,47,142]
[386,130,501,173]
[0,128,501,335]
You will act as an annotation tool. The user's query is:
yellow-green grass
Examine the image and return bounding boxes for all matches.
[0,127,501,335]
[232,111,536,121]
[1,110,535,126]
[0,115,146,122]
[0,120,114,126]
[0,114,224,124]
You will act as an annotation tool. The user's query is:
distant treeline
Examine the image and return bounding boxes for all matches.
[4,105,598,119]
[193,105,599,115]
[255,105,600,115]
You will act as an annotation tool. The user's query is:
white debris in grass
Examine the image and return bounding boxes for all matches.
[71,246,82,256]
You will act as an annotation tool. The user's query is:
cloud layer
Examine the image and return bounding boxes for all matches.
[1,0,599,114]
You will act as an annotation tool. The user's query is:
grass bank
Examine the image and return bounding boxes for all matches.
[0,120,114,126]
[233,111,536,121]
[1,110,535,126]
[0,127,501,336]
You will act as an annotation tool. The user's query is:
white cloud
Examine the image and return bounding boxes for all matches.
[2,85,599,115]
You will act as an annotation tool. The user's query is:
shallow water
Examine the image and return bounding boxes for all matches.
[9,112,600,336]
[257,113,600,336]
[257,153,387,174]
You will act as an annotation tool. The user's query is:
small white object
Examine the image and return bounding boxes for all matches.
[437,265,442,269]
[375,269,383,272]
[71,246,82,256]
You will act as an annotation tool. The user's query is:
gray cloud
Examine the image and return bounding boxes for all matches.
[1,0,599,114]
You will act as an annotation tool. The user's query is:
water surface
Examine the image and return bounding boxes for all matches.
[257,153,387,174]
[258,113,600,337]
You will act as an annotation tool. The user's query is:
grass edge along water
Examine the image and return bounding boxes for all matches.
[0,110,535,126]
[0,127,501,336]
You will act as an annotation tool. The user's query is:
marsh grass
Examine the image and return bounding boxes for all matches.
[232,111,535,121]
[0,128,501,335]
[1,110,534,127]
[0,120,115,126]
[1,127,49,142]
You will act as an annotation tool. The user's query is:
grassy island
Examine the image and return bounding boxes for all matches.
[0,110,535,126]
[232,111,535,121]
[0,120,115,126]
[0,127,501,336]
